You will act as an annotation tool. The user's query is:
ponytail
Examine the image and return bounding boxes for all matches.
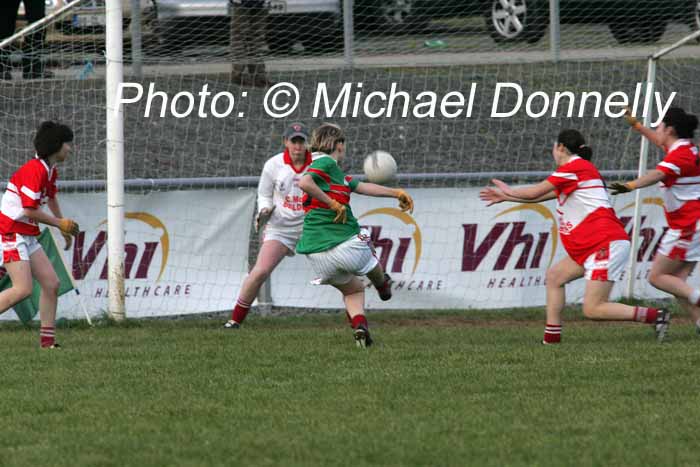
[557,129,593,161]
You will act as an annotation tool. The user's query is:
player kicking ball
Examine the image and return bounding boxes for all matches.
[611,107,700,335]
[224,123,317,329]
[296,123,414,348]
[0,121,80,348]
[480,129,670,344]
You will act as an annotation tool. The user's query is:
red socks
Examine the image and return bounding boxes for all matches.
[351,314,368,329]
[543,324,561,344]
[40,326,55,348]
[231,298,252,324]
[634,307,659,323]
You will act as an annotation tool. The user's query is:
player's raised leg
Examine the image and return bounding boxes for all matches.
[649,254,700,308]
[225,239,290,329]
[366,263,392,301]
[669,261,700,333]
[581,279,669,342]
[30,247,61,348]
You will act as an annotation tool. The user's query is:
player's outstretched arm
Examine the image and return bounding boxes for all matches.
[354,182,414,213]
[489,179,556,201]
[623,108,664,149]
[609,169,666,195]
[298,174,347,223]
[479,186,555,206]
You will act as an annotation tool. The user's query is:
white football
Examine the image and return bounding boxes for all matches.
[363,150,397,184]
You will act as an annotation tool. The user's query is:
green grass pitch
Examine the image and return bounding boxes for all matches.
[1,308,699,467]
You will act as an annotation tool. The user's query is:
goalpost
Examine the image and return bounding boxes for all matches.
[105,0,126,321]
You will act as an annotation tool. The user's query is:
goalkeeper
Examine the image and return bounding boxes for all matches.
[296,123,414,348]
[224,123,316,329]
[611,107,700,334]
[0,121,80,348]
[480,129,669,344]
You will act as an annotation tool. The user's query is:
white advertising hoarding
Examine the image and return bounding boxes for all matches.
[271,186,674,311]
[1,189,256,321]
[0,184,676,320]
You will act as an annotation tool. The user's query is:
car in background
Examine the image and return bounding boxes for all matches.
[355,0,699,44]
[18,0,154,32]
[152,0,344,53]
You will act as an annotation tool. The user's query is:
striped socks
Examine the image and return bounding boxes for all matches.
[633,306,658,323]
[543,323,561,344]
[40,326,55,348]
[231,298,252,324]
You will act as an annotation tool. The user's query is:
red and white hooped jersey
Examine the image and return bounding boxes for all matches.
[257,149,316,230]
[547,156,629,265]
[0,157,58,236]
[655,139,700,230]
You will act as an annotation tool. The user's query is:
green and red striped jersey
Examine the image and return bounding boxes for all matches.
[296,154,361,254]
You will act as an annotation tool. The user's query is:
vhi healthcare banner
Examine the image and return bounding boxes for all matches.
[0,189,255,321]
[271,186,675,310]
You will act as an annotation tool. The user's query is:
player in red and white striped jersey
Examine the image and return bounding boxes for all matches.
[481,129,669,344]
[224,123,317,329]
[0,121,80,348]
[612,107,700,334]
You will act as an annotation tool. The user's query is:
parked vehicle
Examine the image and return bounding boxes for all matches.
[355,0,699,44]
[152,0,344,53]
[19,0,154,33]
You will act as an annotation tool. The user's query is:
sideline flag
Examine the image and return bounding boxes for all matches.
[0,228,74,324]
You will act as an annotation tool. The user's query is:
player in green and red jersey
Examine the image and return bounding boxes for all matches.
[297,123,414,348]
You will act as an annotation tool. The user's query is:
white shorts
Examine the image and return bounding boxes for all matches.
[306,229,379,286]
[583,240,630,282]
[262,226,301,256]
[0,232,42,266]
[656,222,700,262]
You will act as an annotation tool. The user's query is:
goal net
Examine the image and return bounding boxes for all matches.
[1,0,698,319]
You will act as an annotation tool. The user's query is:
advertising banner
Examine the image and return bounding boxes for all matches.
[0,189,256,321]
[271,186,674,311]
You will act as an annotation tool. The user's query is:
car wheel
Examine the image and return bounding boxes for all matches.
[488,0,547,44]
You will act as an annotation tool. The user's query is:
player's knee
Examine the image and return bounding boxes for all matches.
[42,277,60,297]
[546,268,566,288]
[249,267,271,283]
[13,283,33,301]
[582,302,603,319]
[648,270,663,289]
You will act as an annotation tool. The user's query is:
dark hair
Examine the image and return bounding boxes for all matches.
[662,107,698,139]
[557,129,592,161]
[33,121,73,159]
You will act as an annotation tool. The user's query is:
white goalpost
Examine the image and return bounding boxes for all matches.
[105,0,126,321]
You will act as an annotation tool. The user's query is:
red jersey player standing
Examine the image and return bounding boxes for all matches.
[480,129,669,344]
[0,121,80,348]
[612,107,700,335]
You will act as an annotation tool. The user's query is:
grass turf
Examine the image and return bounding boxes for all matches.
[1,309,699,467]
